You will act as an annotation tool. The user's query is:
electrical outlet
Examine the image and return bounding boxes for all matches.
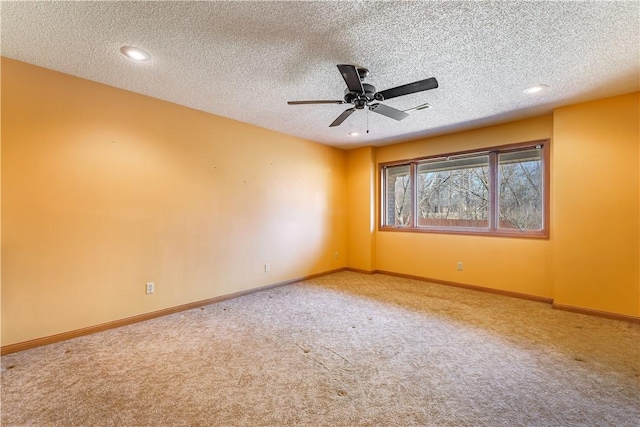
[264,263,270,273]
[146,282,155,294]
[457,262,463,271]
[334,251,339,259]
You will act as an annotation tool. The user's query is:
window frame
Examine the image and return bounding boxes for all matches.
[379,139,550,239]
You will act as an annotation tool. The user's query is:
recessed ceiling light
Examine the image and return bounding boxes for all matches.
[120,46,151,62]
[523,84,548,94]
[349,132,359,136]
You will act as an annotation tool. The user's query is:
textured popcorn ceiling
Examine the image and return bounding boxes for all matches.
[2,1,638,149]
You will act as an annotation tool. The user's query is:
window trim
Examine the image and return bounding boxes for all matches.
[379,139,550,239]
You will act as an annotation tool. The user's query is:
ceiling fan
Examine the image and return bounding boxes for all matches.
[288,64,438,127]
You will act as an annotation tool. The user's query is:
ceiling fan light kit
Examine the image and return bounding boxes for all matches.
[288,64,438,127]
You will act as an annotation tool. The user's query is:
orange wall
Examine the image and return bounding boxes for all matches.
[373,116,555,298]
[348,94,639,317]
[2,57,638,348]
[552,93,639,316]
[1,58,347,345]
[346,147,376,272]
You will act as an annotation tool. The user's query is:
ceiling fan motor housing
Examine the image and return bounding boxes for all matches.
[344,83,377,109]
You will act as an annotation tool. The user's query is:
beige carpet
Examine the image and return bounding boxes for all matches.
[2,271,639,426]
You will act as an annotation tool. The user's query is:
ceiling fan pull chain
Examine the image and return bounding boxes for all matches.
[367,108,370,133]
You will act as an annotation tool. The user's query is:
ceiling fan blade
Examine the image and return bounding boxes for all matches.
[404,102,432,112]
[337,64,364,94]
[369,103,409,121]
[329,108,356,127]
[288,100,345,105]
[376,77,438,101]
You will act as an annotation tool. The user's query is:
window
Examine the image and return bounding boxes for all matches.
[417,155,490,229]
[498,149,544,231]
[380,140,549,238]
[385,165,412,226]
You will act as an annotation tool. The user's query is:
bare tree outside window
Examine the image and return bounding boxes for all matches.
[384,165,411,226]
[498,149,543,230]
[417,156,489,228]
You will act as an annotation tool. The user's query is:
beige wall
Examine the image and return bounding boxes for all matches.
[552,93,639,316]
[374,116,555,298]
[1,58,347,345]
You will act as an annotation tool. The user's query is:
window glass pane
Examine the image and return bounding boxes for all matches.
[384,165,411,226]
[498,148,543,230]
[417,155,489,228]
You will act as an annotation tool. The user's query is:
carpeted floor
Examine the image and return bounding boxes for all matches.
[1,271,639,426]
